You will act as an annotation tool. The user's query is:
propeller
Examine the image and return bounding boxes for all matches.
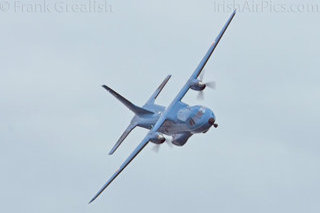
[197,69,216,100]
[151,137,173,153]
[151,144,161,153]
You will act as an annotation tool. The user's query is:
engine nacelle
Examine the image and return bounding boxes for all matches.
[190,79,206,91]
[171,133,192,146]
[149,132,166,144]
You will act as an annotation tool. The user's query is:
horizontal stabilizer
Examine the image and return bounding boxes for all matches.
[109,124,136,155]
[102,85,154,115]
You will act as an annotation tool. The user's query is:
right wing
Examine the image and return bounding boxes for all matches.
[90,111,171,204]
[89,135,150,203]
[89,111,170,204]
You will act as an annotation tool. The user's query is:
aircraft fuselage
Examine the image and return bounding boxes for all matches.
[132,103,216,145]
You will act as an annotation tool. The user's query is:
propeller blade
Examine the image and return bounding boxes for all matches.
[206,81,216,89]
[166,139,173,148]
[152,137,173,153]
[198,69,216,100]
[197,91,204,100]
[151,144,160,153]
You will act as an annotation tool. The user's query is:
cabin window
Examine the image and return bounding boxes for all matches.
[189,118,195,126]
[177,108,192,122]
[193,108,205,120]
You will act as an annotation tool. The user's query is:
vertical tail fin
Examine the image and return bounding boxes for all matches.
[145,75,171,105]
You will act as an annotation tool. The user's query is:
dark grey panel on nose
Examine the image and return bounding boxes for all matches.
[208,118,215,125]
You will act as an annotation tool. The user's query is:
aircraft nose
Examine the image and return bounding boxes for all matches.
[208,118,215,125]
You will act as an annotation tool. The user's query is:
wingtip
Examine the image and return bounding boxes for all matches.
[88,198,95,204]
[165,75,172,81]
[109,146,117,155]
[231,9,236,17]
[102,85,113,92]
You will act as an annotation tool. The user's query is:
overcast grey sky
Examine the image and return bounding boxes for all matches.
[1,0,320,212]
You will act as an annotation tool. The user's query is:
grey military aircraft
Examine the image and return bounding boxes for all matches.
[89,10,236,203]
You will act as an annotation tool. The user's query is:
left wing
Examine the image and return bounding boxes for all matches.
[174,10,236,103]
[89,10,236,203]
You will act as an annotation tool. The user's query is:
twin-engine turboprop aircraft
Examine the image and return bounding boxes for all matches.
[89,10,236,203]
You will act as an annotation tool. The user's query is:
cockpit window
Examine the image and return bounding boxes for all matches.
[194,107,205,119]
[189,118,195,126]
[177,107,192,122]
[195,110,204,118]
